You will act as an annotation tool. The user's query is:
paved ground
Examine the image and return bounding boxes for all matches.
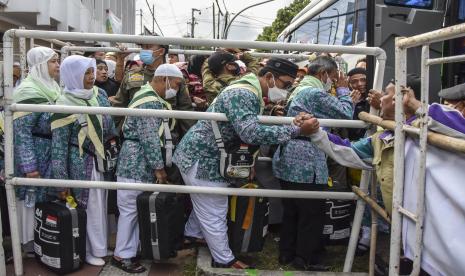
[5,248,197,276]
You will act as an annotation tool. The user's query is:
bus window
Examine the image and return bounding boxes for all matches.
[287,0,367,46]
[384,0,433,9]
[459,0,465,21]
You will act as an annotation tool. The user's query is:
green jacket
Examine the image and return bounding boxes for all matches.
[201,52,260,104]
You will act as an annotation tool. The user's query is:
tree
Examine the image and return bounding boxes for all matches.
[256,0,310,42]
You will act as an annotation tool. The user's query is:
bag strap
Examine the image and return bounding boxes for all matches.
[211,120,227,178]
[148,192,160,260]
[162,119,173,167]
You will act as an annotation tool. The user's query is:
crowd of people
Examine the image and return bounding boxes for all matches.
[3,39,465,274]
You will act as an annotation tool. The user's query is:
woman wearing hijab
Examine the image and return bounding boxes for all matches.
[51,55,116,266]
[95,59,121,98]
[12,47,61,255]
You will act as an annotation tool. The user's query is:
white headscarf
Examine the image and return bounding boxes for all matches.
[60,55,96,100]
[27,46,59,91]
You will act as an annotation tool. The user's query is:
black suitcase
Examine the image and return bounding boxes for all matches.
[323,181,355,245]
[34,201,86,274]
[137,192,185,260]
[228,184,269,253]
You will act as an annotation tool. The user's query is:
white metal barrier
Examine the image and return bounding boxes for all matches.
[391,22,465,276]
[3,29,386,275]
[60,46,316,61]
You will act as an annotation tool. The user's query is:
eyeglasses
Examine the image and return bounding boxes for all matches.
[275,76,293,90]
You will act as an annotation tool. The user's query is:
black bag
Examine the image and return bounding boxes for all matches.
[211,121,259,179]
[137,192,185,260]
[34,201,86,274]
[95,136,120,173]
[322,180,355,245]
[227,183,269,253]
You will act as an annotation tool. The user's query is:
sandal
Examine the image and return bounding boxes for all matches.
[183,236,208,249]
[211,258,253,269]
[111,256,146,274]
[356,243,370,256]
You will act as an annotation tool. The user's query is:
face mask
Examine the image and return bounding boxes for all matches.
[165,78,177,99]
[268,75,288,103]
[323,72,333,91]
[139,49,154,65]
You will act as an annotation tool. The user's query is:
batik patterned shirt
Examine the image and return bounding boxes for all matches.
[273,87,353,184]
[14,112,54,202]
[173,88,301,183]
[116,101,165,183]
[51,88,116,208]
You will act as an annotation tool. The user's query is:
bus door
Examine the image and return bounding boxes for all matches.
[443,0,465,88]
[372,0,447,102]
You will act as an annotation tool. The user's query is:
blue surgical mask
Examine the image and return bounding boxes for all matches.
[139,49,154,65]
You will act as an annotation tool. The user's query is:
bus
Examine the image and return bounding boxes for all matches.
[278,0,465,102]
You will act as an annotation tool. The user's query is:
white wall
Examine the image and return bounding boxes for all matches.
[1,0,136,34]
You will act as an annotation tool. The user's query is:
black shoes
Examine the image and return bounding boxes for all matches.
[278,254,294,265]
[111,256,147,274]
[292,256,329,271]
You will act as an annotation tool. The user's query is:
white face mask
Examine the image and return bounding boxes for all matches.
[268,75,289,103]
[323,72,333,92]
[164,78,177,99]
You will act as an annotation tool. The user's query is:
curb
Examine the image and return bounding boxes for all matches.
[196,248,368,276]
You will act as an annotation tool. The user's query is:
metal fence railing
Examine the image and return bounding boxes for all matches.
[3,29,387,276]
[390,22,465,276]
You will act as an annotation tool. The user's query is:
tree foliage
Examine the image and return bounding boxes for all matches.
[256,0,310,42]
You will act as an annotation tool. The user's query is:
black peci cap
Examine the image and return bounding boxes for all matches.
[439,83,465,101]
[347,67,367,77]
[208,51,236,75]
[264,57,298,79]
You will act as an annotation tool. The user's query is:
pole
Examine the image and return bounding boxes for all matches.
[389,37,408,276]
[3,30,24,276]
[213,3,216,39]
[191,8,201,38]
[217,9,221,39]
[333,8,340,45]
[152,4,155,34]
[328,21,333,44]
[223,0,274,39]
[139,9,143,35]
[19,26,27,81]
[316,16,320,44]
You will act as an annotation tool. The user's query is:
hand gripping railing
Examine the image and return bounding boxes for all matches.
[391,22,465,276]
[3,29,386,276]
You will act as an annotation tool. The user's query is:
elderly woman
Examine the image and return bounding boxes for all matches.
[13,47,60,255]
[51,55,116,266]
[273,56,353,270]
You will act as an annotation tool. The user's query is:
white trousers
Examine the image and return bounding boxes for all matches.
[16,200,35,245]
[86,167,108,257]
[114,176,142,259]
[182,162,234,264]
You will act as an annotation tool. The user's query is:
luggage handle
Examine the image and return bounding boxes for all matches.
[148,192,161,260]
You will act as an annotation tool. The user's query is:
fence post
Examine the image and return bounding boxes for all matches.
[389,37,408,276]
[3,29,24,276]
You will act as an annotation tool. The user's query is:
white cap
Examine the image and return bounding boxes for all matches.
[154,63,183,78]
[13,61,21,67]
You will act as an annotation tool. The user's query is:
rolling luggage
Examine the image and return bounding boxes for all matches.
[228,183,269,253]
[322,180,355,245]
[137,192,185,260]
[34,201,86,274]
